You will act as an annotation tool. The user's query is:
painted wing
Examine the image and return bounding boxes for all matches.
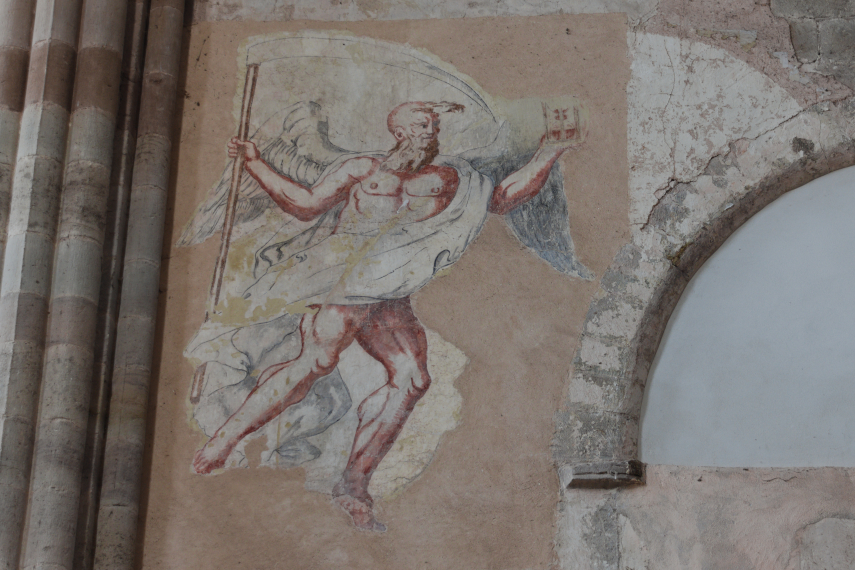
[176,101,350,247]
[470,153,594,280]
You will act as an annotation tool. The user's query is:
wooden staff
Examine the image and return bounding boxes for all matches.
[191,63,259,404]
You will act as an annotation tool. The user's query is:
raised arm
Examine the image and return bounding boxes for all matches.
[228,137,372,221]
[489,135,585,215]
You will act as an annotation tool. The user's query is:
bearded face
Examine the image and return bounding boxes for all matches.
[383,110,441,173]
[383,135,440,173]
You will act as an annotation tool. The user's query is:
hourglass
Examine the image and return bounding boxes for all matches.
[542,102,582,142]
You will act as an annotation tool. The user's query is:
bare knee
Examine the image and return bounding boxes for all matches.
[412,367,431,393]
[395,362,431,395]
[355,365,429,420]
[302,343,339,376]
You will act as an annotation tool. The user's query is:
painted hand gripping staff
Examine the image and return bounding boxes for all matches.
[179,33,590,531]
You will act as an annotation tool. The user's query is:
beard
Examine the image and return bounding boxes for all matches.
[382,136,440,173]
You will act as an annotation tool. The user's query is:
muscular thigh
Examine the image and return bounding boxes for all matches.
[354,298,429,375]
[303,304,369,354]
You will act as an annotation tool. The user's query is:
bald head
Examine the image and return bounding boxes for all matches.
[386,101,465,140]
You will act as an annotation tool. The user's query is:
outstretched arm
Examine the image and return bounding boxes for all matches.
[228,138,371,221]
[489,136,585,215]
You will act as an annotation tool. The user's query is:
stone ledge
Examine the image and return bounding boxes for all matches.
[559,460,645,489]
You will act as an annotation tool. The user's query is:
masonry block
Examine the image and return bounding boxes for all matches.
[818,18,855,88]
[771,0,855,19]
[790,19,819,62]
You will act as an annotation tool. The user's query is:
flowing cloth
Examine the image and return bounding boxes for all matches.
[247,155,493,306]
[185,155,493,459]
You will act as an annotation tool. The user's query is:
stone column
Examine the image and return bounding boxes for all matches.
[0,0,37,282]
[0,0,83,568]
[93,1,184,568]
[74,2,150,568]
[19,0,129,568]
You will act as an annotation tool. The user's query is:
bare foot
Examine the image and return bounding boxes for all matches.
[192,439,231,474]
[333,494,387,533]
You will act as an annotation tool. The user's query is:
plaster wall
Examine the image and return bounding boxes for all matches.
[133,0,855,569]
[144,14,628,570]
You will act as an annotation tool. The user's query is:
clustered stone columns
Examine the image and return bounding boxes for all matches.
[0,0,182,568]
[0,0,85,566]
[0,1,37,281]
[20,0,129,569]
[75,3,151,568]
[0,6,36,568]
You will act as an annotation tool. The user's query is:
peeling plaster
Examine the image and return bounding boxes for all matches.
[645,0,854,106]
[555,490,616,570]
[618,514,651,570]
[628,32,804,227]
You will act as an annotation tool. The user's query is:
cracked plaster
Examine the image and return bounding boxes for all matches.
[628,32,804,227]
[560,97,855,468]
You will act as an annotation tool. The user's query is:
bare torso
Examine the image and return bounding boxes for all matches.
[335,158,460,234]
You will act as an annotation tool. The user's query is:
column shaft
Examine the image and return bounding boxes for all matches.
[20,0,129,568]
[0,1,83,568]
[0,0,37,282]
[93,1,184,568]
[73,2,150,569]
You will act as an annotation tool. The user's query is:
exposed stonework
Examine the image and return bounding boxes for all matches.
[817,18,855,87]
[0,0,853,568]
[771,0,855,20]
[552,14,855,484]
[772,0,855,89]
[790,18,819,62]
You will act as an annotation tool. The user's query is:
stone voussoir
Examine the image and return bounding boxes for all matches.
[771,0,855,20]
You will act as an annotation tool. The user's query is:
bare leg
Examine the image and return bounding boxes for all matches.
[193,304,368,474]
[332,298,431,531]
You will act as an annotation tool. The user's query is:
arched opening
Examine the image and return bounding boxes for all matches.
[640,165,855,467]
[557,141,855,488]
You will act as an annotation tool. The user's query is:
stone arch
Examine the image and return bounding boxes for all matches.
[553,101,855,488]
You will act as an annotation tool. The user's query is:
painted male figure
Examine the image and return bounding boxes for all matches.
[193,101,583,531]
